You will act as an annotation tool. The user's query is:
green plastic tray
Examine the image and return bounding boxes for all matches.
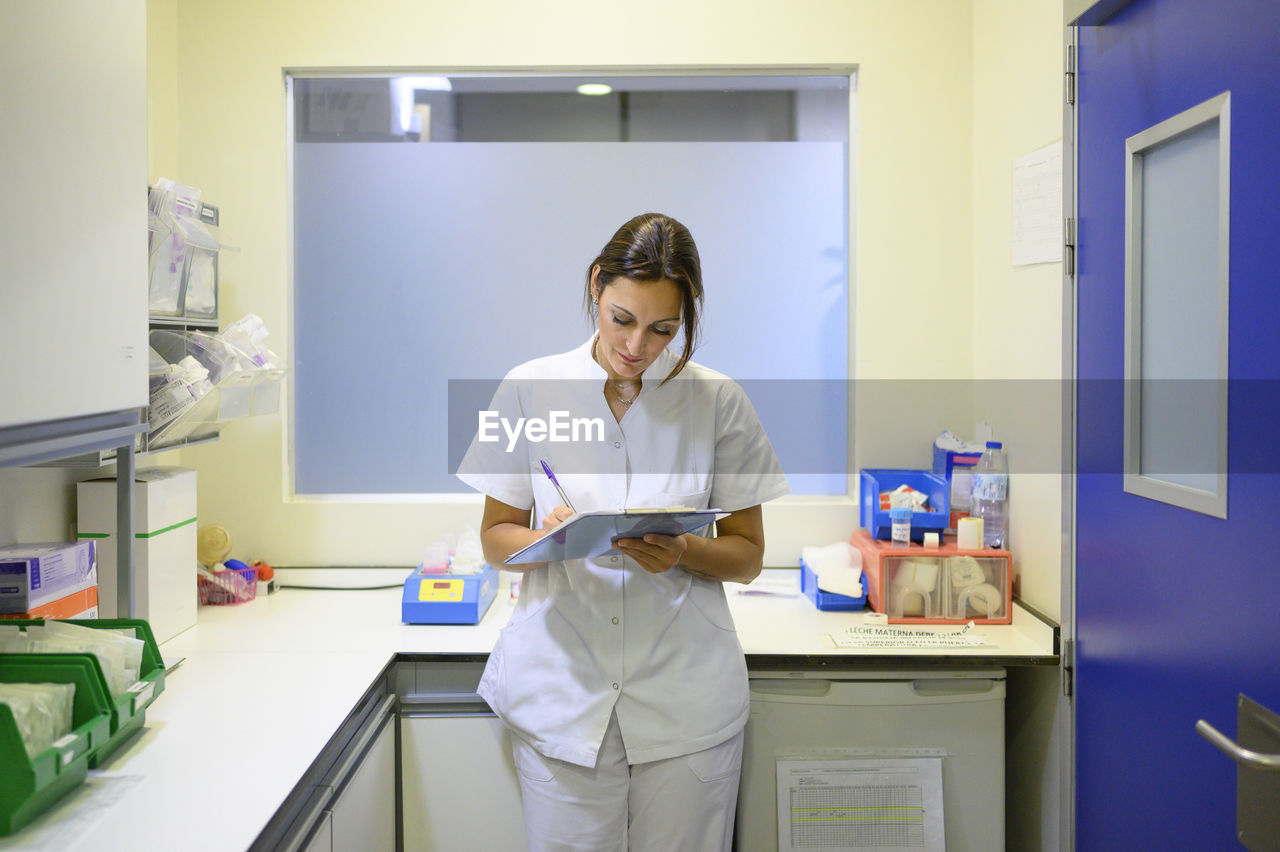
[4,618,166,767]
[0,654,114,836]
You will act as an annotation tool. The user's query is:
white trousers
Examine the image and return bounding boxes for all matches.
[510,712,744,852]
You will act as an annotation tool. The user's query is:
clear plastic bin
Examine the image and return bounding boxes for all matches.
[147,183,221,320]
[146,329,284,449]
[882,556,945,618]
[850,528,1013,624]
[179,243,218,319]
[880,554,1009,620]
[942,555,1009,620]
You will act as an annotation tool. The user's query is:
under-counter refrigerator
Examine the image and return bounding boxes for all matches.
[736,669,1005,852]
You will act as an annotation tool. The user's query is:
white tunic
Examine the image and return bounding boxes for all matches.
[457,337,789,767]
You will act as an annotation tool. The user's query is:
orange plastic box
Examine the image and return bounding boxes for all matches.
[849,528,1013,624]
[0,586,98,621]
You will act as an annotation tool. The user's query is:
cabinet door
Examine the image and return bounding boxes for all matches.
[401,714,528,851]
[738,675,1005,852]
[0,0,148,427]
[330,714,396,852]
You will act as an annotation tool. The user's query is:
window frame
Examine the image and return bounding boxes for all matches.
[282,67,860,561]
[1122,91,1230,518]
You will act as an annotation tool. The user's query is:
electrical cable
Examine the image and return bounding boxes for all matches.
[276,583,405,591]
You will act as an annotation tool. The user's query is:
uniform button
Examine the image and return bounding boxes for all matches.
[613,441,622,448]
[612,682,620,690]
[612,617,619,625]
[611,556,619,563]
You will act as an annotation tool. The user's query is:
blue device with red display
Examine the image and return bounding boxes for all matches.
[401,563,498,624]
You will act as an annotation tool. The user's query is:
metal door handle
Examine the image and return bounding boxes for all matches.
[1196,720,1280,770]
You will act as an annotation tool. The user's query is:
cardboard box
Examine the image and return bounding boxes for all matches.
[77,467,198,643]
[0,541,97,614]
[0,585,99,621]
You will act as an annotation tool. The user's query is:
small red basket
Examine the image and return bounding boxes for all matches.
[198,564,258,605]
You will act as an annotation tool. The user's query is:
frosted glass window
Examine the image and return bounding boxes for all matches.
[291,75,851,496]
[1124,93,1229,517]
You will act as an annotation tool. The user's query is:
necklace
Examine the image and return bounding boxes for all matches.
[613,383,639,406]
[594,337,641,407]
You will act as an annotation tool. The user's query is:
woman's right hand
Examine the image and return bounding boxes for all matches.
[541,505,574,532]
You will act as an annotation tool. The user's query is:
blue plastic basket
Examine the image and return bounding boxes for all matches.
[859,468,949,541]
[799,558,867,611]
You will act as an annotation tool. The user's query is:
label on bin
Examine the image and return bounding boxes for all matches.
[53,734,78,766]
[128,680,154,711]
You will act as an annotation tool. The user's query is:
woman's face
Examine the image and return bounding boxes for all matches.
[593,272,683,381]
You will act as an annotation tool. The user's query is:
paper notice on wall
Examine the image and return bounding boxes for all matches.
[1011,141,1063,266]
[823,622,994,649]
[776,757,944,851]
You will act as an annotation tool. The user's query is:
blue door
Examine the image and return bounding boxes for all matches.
[1075,0,1280,847]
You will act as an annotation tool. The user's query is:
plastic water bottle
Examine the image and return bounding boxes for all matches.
[970,441,1008,548]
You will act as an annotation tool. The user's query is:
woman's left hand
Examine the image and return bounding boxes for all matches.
[616,533,687,574]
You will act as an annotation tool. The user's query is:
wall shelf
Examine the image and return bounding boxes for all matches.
[147,316,219,332]
[0,409,148,617]
[35,431,219,469]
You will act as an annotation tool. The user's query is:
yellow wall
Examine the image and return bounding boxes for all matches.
[971,0,1064,619]
[157,0,1064,616]
[162,0,980,569]
[147,0,179,183]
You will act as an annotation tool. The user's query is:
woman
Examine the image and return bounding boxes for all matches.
[457,213,788,851]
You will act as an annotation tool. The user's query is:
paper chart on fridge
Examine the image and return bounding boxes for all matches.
[776,755,944,852]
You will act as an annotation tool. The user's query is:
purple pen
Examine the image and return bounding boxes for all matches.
[539,458,576,512]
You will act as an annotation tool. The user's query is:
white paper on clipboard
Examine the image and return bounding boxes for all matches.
[776,756,944,851]
[504,508,727,564]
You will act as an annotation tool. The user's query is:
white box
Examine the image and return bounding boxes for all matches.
[77,466,198,643]
[0,540,97,613]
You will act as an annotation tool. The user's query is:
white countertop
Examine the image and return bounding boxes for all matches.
[0,569,1056,852]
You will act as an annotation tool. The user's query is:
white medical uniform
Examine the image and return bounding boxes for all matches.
[457,336,788,846]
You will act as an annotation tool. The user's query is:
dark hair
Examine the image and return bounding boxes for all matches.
[585,213,704,383]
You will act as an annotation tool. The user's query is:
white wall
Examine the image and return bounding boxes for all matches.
[161,0,980,568]
[0,469,81,545]
[971,4,1066,851]
[148,0,180,185]
[971,0,1065,621]
[5,1,1067,599]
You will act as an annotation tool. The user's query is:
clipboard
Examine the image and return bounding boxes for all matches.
[504,508,728,564]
